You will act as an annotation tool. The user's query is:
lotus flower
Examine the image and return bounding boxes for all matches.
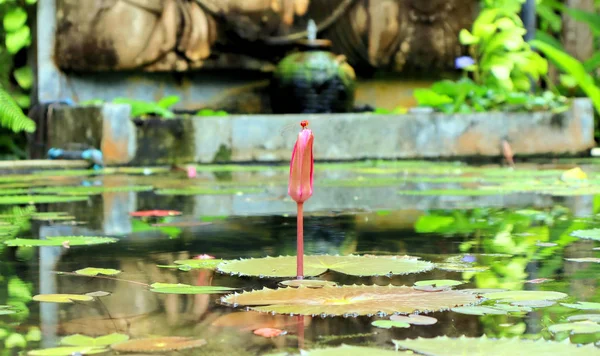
[288,120,314,279]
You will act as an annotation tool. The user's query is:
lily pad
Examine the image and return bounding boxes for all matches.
[482,290,568,303]
[392,335,599,355]
[217,255,434,278]
[451,306,508,315]
[565,258,600,263]
[173,259,224,270]
[220,285,480,316]
[548,321,600,334]
[32,294,94,303]
[27,347,107,356]
[111,337,206,353]
[149,283,235,294]
[5,236,118,247]
[571,229,600,241]
[74,268,121,276]
[414,280,464,287]
[279,280,338,288]
[491,304,532,313]
[371,320,410,329]
[561,302,600,310]
[298,344,405,355]
[61,333,129,347]
[435,263,489,272]
[0,195,88,205]
[390,314,438,325]
[567,314,600,322]
[510,300,556,308]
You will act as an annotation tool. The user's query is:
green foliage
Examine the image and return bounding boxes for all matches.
[82,96,229,118]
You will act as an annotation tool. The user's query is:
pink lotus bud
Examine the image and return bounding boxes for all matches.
[288,121,314,204]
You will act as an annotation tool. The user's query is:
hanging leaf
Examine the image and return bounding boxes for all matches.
[74,268,121,276]
[32,294,94,303]
[220,285,480,316]
[371,320,410,329]
[149,283,236,294]
[111,337,206,353]
[217,255,434,278]
[5,236,118,247]
[393,335,599,355]
[61,333,129,347]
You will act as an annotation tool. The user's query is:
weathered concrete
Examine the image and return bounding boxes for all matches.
[46,99,596,165]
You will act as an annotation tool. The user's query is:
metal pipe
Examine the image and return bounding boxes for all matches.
[521,0,537,41]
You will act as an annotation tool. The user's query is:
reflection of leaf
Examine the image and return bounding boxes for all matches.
[217,255,434,278]
[393,335,598,355]
[5,236,118,247]
[548,321,600,334]
[61,333,129,347]
[221,285,480,316]
[74,268,121,276]
[33,294,94,303]
[483,290,567,303]
[149,283,235,294]
[390,314,437,325]
[560,301,600,310]
[371,320,410,329]
[111,337,206,353]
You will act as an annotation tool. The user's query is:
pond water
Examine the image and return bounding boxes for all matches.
[2,160,600,355]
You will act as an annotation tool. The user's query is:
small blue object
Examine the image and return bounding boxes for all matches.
[81,149,104,166]
[47,148,64,159]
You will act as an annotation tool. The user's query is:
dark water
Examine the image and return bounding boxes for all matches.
[2,162,600,355]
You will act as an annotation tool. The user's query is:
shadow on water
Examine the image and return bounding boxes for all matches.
[1,161,600,354]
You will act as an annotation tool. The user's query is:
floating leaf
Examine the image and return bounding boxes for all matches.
[390,314,438,325]
[565,258,600,263]
[414,280,464,287]
[5,236,118,247]
[492,304,532,313]
[61,333,129,347]
[510,300,556,308]
[221,285,480,316]
[301,345,403,355]
[217,255,434,278]
[571,229,600,241]
[253,328,287,337]
[451,306,508,315]
[130,210,182,217]
[371,320,410,329]
[75,268,121,276]
[85,291,111,298]
[111,337,206,352]
[0,195,88,205]
[27,347,107,356]
[436,263,489,272]
[279,280,338,288]
[392,335,599,355]
[149,283,235,294]
[548,321,600,334]
[567,314,600,322]
[561,302,600,310]
[32,294,93,303]
[173,259,223,270]
[482,290,567,303]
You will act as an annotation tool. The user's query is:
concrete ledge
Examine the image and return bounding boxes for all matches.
[47,99,596,165]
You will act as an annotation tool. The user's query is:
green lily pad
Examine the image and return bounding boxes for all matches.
[371,320,410,329]
[279,280,338,288]
[548,321,600,334]
[27,347,107,356]
[149,283,236,294]
[32,185,153,196]
[390,314,438,325]
[482,290,568,303]
[451,306,508,315]
[32,294,94,303]
[392,335,599,355]
[414,280,464,287]
[220,285,480,316]
[217,255,434,278]
[567,314,600,322]
[5,236,118,247]
[565,258,600,263]
[155,187,263,196]
[0,195,89,205]
[492,304,532,313]
[571,229,600,241]
[61,333,129,347]
[74,268,121,276]
[561,302,600,310]
[510,300,556,308]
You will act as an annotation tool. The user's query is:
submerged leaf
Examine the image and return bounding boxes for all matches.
[221,285,480,316]
[561,302,600,310]
[392,335,599,355]
[149,283,235,294]
[390,314,438,325]
[61,333,129,347]
[5,236,118,247]
[371,320,410,329]
[75,268,121,276]
[32,294,94,303]
[217,255,434,278]
[111,337,206,352]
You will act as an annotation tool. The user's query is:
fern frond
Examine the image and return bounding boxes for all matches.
[0,86,35,133]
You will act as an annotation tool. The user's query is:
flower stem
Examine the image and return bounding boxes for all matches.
[296,202,304,279]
